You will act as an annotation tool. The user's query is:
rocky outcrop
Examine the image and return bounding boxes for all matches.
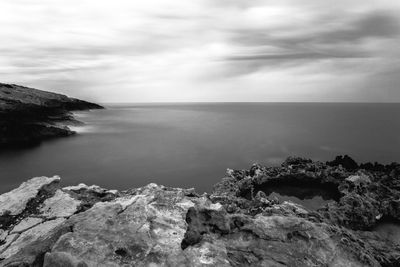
[0,83,103,147]
[215,156,400,231]
[0,157,399,266]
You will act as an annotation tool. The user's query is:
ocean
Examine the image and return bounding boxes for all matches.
[1,103,399,194]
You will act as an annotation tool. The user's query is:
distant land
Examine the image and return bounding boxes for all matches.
[0,83,103,147]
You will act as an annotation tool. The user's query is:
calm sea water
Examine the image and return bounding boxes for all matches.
[1,103,400,194]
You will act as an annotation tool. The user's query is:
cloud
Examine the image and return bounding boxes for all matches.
[226,10,399,66]
[320,11,400,42]
[0,0,399,102]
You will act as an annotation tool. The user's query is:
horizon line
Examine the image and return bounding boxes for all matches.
[97,101,400,105]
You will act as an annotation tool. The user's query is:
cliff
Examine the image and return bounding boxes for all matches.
[0,157,399,266]
[0,83,103,147]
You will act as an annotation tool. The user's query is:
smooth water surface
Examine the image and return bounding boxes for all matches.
[268,192,335,211]
[260,184,340,210]
[1,103,400,194]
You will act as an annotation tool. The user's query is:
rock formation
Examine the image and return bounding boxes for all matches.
[0,83,103,147]
[0,157,399,266]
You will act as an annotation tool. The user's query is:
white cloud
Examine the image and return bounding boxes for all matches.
[0,0,399,102]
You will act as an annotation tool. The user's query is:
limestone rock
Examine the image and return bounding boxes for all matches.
[0,234,18,254]
[45,184,198,266]
[0,218,65,259]
[63,183,118,212]
[0,176,60,216]
[39,190,81,218]
[0,230,7,242]
[346,174,371,185]
[10,217,43,234]
[0,156,399,266]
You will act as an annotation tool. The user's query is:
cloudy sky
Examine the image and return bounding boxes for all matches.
[1,0,400,102]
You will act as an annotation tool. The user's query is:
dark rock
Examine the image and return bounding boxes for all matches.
[0,82,103,147]
[211,157,400,266]
[327,155,359,171]
[282,156,312,167]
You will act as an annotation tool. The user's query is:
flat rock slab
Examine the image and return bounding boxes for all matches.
[0,176,60,216]
[45,184,197,266]
[0,234,18,257]
[39,190,81,218]
[0,218,65,259]
[10,217,43,234]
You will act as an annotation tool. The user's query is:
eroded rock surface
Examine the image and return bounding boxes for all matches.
[0,156,399,266]
[0,176,60,216]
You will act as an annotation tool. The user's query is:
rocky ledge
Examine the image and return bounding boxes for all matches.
[0,83,103,147]
[0,157,399,266]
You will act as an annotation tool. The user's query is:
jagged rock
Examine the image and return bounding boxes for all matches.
[282,156,312,167]
[0,156,399,266]
[181,206,380,266]
[346,174,371,185]
[0,176,60,216]
[10,217,43,234]
[0,234,18,258]
[327,155,359,171]
[43,184,199,266]
[63,183,118,212]
[0,218,66,260]
[39,190,81,218]
[0,230,7,241]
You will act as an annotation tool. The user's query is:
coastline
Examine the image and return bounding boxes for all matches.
[0,83,103,148]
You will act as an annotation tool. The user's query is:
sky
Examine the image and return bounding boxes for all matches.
[1,0,400,103]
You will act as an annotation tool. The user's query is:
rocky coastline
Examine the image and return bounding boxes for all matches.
[0,157,399,266]
[0,83,103,147]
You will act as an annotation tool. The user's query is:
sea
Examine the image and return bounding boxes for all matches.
[1,103,400,195]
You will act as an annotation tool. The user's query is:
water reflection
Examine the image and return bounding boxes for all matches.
[256,183,340,210]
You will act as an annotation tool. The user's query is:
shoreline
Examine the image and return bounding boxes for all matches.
[0,83,103,148]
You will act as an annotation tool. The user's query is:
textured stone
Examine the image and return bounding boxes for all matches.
[63,183,113,193]
[0,157,399,266]
[0,234,18,257]
[45,184,197,267]
[44,251,91,267]
[0,230,7,242]
[0,218,65,259]
[0,176,60,216]
[40,190,81,218]
[10,217,43,234]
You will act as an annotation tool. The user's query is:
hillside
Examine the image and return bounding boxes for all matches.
[0,83,103,147]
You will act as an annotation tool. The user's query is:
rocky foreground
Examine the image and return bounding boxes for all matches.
[0,83,103,147]
[0,157,400,266]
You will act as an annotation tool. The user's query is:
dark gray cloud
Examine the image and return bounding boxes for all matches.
[320,11,400,42]
[227,51,370,61]
[227,10,400,68]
